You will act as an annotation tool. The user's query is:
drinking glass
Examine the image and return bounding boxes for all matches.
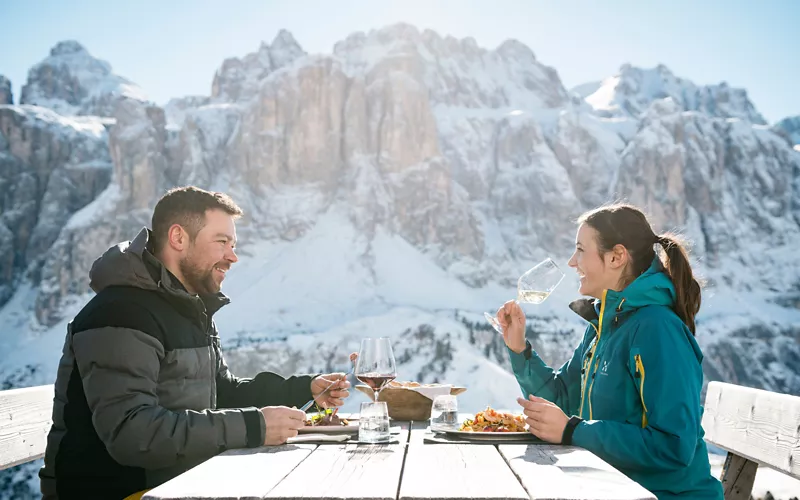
[483,258,565,334]
[358,401,391,443]
[429,395,459,432]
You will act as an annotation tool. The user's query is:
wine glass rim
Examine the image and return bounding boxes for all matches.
[517,257,565,290]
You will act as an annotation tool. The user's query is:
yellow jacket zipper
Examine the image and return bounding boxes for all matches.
[584,290,608,420]
[634,353,648,427]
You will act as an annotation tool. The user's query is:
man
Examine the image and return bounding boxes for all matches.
[39,186,351,499]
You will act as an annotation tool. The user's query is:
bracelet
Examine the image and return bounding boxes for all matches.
[561,415,583,445]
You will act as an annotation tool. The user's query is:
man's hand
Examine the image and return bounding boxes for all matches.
[311,372,352,408]
[517,395,569,443]
[259,406,306,445]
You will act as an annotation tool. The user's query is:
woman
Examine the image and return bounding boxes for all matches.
[497,204,723,499]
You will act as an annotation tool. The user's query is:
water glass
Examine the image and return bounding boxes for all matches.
[429,395,459,432]
[358,401,391,443]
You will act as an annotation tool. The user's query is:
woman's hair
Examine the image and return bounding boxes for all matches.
[577,203,702,334]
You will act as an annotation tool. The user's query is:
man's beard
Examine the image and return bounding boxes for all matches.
[179,254,221,295]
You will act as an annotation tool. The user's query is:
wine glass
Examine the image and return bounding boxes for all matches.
[355,337,398,402]
[483,258,565,334]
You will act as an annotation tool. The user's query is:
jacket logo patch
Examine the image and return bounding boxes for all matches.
[600,360,609,375]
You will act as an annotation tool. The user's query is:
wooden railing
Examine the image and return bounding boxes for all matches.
[0,384,53,470]
[1,381,799,500]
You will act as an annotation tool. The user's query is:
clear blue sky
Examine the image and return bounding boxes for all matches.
[1,0,797,123]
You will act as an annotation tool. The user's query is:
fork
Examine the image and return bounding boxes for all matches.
[300,362,356,412]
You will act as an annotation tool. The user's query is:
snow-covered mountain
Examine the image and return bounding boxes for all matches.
[2,23,800,499]
[583,63,767,124]
[19,40,148,117]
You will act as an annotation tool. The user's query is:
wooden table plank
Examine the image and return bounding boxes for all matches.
[142,445,316,500]
[267,443,407,500]
[400,444,528,500]
[498,445,656,500]
[266,421,411,499]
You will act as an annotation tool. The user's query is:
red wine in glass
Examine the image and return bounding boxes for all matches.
[355,337,397,402]
[356,373,397,392]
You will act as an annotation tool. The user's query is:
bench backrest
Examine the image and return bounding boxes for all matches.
[702,381,800,499]
[0,384,54,471]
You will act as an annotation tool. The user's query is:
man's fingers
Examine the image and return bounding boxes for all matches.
[280,407,307,421]
[283,429,299,440]
[329,389,349,399]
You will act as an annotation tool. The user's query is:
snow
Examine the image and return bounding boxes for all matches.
[2,105,111,138]
[65,183,122,229]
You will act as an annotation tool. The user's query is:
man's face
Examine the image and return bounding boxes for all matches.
[179,209,238,295]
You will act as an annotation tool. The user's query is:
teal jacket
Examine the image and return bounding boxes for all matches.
[508,258,723,499]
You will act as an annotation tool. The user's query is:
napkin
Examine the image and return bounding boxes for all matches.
[287,433,350,444]
[409,384,453,400]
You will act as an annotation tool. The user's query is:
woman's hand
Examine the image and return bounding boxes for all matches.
[517,395,569,443]
[497,300,526,353]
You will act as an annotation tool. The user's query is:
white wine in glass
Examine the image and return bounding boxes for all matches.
[484,258,565,334]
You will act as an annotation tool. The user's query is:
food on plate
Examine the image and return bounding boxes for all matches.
[304,408,350,427]
[459,407,526,432]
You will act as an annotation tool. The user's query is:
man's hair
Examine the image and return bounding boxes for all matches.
[151,186,243,253]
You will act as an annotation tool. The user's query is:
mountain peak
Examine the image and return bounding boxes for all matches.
[20,41,146,117]
[0,75,12,105]
[583,63,766,124]
[210,30,306,102]
[50,40,88,57]
[496,39,536,62]
[271,29,301,51]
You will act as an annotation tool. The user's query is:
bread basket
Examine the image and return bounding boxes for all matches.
[355,383,467,421]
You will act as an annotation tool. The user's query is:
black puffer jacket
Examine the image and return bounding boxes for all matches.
[39,228,315,499]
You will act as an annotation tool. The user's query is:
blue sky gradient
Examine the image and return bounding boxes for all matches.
[1,0,797,123]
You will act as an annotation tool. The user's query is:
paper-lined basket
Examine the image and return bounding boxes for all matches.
[355,382,467,421]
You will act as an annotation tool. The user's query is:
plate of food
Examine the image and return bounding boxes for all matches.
[443,407,532,440]
[298,408,359,434]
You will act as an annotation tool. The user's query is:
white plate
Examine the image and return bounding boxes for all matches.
[298,422,359,434]
[443,430,533,440]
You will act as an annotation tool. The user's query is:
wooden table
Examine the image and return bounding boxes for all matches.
[143,420,655,500]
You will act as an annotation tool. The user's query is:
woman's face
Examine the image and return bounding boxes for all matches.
[567,224,625,299]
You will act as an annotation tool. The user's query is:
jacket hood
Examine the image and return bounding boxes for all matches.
[569,256,702,363]
[88,227,230,317]
[89,228,161,293]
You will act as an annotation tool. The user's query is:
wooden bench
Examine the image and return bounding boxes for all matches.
[701,381,800,499]
[0,384,54,471]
